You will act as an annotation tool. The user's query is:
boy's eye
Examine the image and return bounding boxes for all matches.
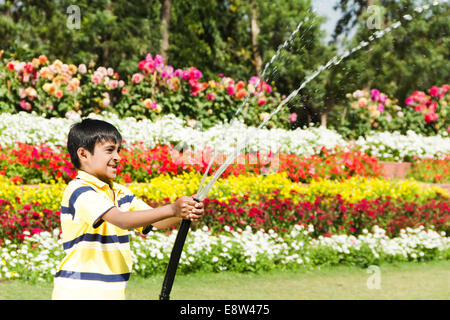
[106,147,120,153]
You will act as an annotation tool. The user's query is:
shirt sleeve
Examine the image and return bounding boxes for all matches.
[73,187,116,228]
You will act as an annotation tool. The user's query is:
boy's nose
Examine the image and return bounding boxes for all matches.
[113,151,121,161]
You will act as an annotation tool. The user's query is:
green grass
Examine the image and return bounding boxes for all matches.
[1,260,449,300]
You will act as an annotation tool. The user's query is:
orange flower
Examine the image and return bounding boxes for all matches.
[236,80,245,90]
[39,55,48,64]
[235,88,247,99]
[55,90,64,99]
[143,98,153,109]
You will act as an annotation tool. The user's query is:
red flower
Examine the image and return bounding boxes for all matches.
[258,97,267,106]
[6,61,15,70]
[429,85,440,97]
[424,112,438,123]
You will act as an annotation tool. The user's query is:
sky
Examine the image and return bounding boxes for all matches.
[311,0,347,42]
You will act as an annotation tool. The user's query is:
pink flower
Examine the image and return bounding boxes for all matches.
[370,89,380,101]
[154,55,164,66]
[405,97,414,106]
[193,69,202,80]
[31,228,43,235]
[227,86,235,96]
[91,75,101,85]
[78,64,87,74]
[248,76,259,86]
[258,97,267,106]
[264,83,272,93]
[442,84,449,94]
[138,60,146,70]
[424,112,438,123]
[19,100,31,111]
[415,104,426,112]
[131,73,143,84]
[181,70,189,80]
[411,91,428,104]
[378,93,387,104]
[428,101,437,113]
[289,113,297,123]
[143,61,155,73]
[378,103,385,113]
[429,85,440,97]
[19,87,26,99]
[206,92,216,101]
[109,80,118,89]
[174,69,183,77]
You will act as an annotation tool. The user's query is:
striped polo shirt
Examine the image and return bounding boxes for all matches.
[52,170,152,300]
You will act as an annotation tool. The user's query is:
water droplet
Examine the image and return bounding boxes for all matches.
[374,31,384,38]
[391,21,402,29]
[341,50,350,59]
[403,14,413,21]
[360,41,369,47]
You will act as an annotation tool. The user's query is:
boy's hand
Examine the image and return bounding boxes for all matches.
[172,195,204,221]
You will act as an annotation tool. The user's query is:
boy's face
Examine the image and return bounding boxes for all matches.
[78,140,121,185]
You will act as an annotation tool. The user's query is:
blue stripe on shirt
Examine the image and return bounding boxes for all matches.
[117,194,135,207]
[55,270,130,282]
[60,186,97,219]
[63,233,130,250]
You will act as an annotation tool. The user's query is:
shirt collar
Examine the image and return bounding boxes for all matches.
[76,170,113,190]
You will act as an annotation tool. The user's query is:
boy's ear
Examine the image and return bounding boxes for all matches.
[77,147,91,163]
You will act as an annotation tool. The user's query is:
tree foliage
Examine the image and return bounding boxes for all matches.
[0,0,448,130]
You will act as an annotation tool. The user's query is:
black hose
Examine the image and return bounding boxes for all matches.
[159,198,199,300]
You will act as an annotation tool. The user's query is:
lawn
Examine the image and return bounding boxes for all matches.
[0,260,448,300]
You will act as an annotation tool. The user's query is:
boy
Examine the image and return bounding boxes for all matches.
[52,118,204,300]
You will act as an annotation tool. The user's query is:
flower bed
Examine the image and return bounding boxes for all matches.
[0,52,290,129]
[1,225,448,282]
[406,156,450,183]
[197,191,449,237]
[0,142,383,184]
[341,85,450,138]
[1,112,449,162]
[1,173,447,244]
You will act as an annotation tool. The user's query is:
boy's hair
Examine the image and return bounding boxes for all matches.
[68,118,122,169]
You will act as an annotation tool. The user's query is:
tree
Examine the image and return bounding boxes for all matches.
[0,0,162,76]
[250,0,262,75]
[160,0,172,63]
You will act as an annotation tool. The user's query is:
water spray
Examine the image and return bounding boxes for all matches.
[159,0,448,300]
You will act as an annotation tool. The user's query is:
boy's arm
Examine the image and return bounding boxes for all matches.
[152,217,182,230]
[102,196,202,230]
